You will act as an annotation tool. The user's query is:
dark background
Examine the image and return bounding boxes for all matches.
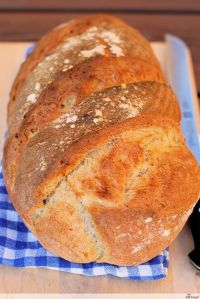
[0,0,200,95]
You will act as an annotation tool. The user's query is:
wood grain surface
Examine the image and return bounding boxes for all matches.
[0,42,200,294]
[0,0,199,12]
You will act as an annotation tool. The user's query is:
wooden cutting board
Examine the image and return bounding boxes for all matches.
[0,42,199,295]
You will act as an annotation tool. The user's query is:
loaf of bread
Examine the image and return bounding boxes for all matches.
[3,14,200,266]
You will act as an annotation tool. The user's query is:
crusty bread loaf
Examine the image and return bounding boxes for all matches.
[3,14,200,266]
[8,14,163,124]
[4,14,164,196]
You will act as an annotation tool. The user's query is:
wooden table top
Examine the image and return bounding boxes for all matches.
[0,41,199,294]
[0,0,200,96]
[0,1,200,294]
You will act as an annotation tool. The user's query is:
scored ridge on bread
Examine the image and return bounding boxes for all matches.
[4,14,165,197]
[14,114,199,265]
[4,82,179,193]
[13,84,200,265]
[8,14,163,122]
[3,14,200,266]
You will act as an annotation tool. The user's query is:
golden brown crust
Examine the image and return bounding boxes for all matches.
[11,82,199,264]
[8,14,163,125]
[5,14,165,195]
[3,81,178,194]
[4,82,180,196]
[89,205,194,265]
[3,15,200,266]
[13,113,200,264]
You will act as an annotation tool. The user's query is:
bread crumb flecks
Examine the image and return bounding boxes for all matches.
[116,232,132,239]
[80,45,106,58]
[37,141,47,146]
[62,36,80,50]
[145,217,153,224]
[39,159,47,171]
[95,109,103,117]
[161,229,170,237]
[44,53,58,61]
[100,31,121,44]
[98,31,124,57]
[121,96,126,101]
[131,244,143,254]
[81,26,98,40]
[19,27,124,123]
[54,124,63,129]
[125,96,145,118]
[62,65,73,72]
[103,97,111,102]
[118,100,143,118]
[109,44,124,57]
[45,56,51,61]
[64,58,70,64]
[119,103,129,109]
[35,82,41,91]
[66,115,77,123]
[93,117,103,124]
[26,93,37,104]
[53,113,78,128]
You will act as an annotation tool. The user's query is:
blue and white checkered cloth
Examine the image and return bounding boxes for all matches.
[0,161,169,280]
[0,45,169,280]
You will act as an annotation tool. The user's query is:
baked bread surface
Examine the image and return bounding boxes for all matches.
[3,14,200,265]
